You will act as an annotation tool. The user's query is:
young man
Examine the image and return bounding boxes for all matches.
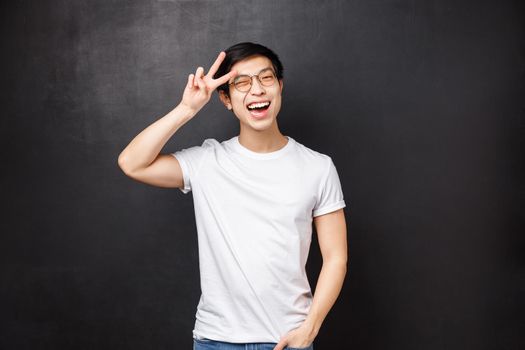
[118,42,348,350]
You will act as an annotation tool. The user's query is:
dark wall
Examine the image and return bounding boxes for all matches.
[1,1,523,349]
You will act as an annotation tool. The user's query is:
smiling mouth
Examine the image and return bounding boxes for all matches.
[246,101,271,111]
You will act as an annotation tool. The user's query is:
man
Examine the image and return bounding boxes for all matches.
[118,42,348,350]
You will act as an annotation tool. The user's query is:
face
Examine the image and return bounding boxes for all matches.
[219,55,283,131]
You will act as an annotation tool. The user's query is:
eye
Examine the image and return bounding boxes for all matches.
[236,79,250,87]
[261,74,274,81]
[234,76,250,84]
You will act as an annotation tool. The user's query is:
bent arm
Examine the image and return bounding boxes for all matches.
[118,51,236,188]
[118,103,195,176]
[303,208,348,337]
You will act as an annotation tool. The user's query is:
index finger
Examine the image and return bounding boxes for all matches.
[206,51,226,78]
[211,69,237,89]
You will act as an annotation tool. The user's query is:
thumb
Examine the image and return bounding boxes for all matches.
[195,73,206,91]
[273,340,287,350]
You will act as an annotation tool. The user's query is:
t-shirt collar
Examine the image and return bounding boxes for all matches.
[231,135,295,160]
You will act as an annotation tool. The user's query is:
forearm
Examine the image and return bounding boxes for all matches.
[303,259,347,337]
[118,103,196,172]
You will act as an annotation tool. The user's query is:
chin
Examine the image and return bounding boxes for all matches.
[242,116,274,130]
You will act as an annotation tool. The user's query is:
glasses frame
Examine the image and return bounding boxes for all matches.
[228,68,277,93]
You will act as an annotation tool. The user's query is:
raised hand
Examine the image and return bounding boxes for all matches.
[180,51,237,115]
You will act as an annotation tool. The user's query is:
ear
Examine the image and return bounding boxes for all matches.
[218,90,233,110]
[279,79,284,92]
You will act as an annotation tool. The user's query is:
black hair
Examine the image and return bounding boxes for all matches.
[214,42,284,97]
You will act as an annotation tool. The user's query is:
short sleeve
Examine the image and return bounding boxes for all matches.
[170,139,212,194]
[312,157,346,217]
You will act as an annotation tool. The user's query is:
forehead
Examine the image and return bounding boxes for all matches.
[230,55,273,75]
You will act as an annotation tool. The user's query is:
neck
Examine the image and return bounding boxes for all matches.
[237,123,288,153]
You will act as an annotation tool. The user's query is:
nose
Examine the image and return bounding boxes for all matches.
[249,76,265,95]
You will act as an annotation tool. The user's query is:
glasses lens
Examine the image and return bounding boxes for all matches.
[234,76,252,92]
[233,69,277,92]
[259,70,276,86]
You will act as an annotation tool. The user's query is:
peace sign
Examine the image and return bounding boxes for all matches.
[180,51,238,114]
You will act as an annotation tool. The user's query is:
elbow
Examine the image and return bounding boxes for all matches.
[341,259,349,274]
[324,256,348,271]
[117,152,127,170]
[322,248,348,268]
[117,152,134,176]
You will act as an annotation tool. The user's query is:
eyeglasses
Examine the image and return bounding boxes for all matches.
[229,68,277,92]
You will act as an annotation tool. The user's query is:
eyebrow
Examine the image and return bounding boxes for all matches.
[236,66,273,76]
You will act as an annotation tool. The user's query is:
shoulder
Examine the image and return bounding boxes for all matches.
[293,138,333,168]
[191,138,223,156]
[201,138,220,148]
[288,138,336,186]
[202,137,239,149]
[173,138,221,165]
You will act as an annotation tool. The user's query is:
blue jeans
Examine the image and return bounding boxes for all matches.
[193,338,314,350]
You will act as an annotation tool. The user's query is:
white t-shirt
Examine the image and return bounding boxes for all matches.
[171,135,346,343]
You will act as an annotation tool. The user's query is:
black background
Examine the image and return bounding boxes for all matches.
[1,1,524,349]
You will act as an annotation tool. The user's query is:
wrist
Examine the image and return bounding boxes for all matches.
[302,318,320,339]
[177,102,198,119]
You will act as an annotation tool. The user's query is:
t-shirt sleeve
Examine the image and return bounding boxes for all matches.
[170,140,210,194]
[312,157,346,217]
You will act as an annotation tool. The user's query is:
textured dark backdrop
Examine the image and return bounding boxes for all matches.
[1,1,523,349]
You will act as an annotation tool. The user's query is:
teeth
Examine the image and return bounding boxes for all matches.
[247,101,270,110]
